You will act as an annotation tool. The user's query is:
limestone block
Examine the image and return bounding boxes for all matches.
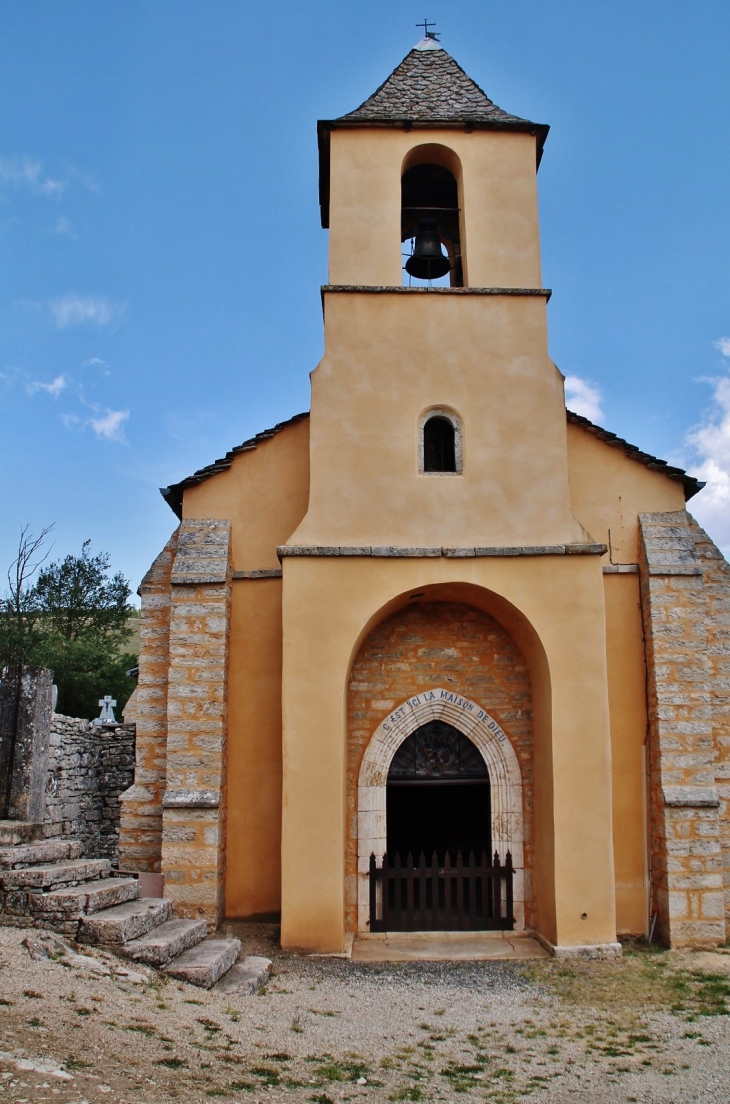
[29,877,139,919]
[216,956,272,995]
[123,918,207,965]
[163,938,240,988]
[78,897,173,945]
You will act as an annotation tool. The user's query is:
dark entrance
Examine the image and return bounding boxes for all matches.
[386,720,491,863]
[371,721,512,931]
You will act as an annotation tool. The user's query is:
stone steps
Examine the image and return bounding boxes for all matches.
[0,857,110,890]
[122,918,208,965]
[0,833,263,991]
[79,897,173,945]
[0,839,84,869]
[163,938,242,988]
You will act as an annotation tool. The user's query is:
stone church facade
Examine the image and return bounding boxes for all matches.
[119,38,730,956]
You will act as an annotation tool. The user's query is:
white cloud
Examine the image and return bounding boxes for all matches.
[88,408,128,442]
[83,357,108,368]
[683,339,730,552]
[27,374,67,398]
[0,156,64,197]
[564,375,604,423]
[52,216,76,238]
[50,294,125,328]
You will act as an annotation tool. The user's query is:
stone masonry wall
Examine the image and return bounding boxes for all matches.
[161,519,232,929]
[689,516,730,937]
[118,530,178,872]
[346,600,533,933]
[44,714,135,861]
[639,511,725,947]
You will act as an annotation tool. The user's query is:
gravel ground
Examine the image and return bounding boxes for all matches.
[1,922,729,1103]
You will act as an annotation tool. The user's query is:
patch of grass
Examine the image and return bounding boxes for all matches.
[0,998,13,1007]
[251,1065,281,1086]
[126,1023,156,1036]
[157,1057,188,1069]
[23,989,43,999]
[266,1052,291,1061]
[229,1081,255,1093]
[291,1015,304,1033]
[389,1089,423,1102]
[27,1016,43,1027]
[184,998,204,1005]
[315,1059,369,1083]
[440,1062,487,1092]
[65,1056,92,1071]
[310,1095,334,1104]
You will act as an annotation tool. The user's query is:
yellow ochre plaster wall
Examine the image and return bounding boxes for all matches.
[184,417,310,572]
[183,418,310,917]
[280,557,617,953]
[292,293,588,550]
[328,129,542,289]
[566,423,687,935]
[566,422,685,563]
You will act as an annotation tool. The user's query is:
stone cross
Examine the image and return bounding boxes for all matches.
[97,695,117,725]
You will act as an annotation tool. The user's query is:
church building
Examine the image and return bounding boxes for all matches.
[119,36,730,957]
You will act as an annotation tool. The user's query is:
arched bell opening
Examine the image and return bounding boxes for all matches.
[401,152,464,288]
[386,720,491,864]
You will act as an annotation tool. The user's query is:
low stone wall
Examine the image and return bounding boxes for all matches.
[44,715,136,862]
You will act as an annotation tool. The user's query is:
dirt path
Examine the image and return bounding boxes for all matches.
[1,924,729,1103]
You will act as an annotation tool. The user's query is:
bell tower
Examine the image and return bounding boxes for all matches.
[291,36,588,550]
[280,37,617,955]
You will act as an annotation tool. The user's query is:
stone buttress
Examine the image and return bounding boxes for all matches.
[118,531,178,871]
[639,510,730,946]
[162,519,232,928]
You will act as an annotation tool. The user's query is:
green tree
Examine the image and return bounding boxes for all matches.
[1,532,138,720]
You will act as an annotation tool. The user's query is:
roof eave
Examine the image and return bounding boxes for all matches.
[566,410,705,502]
[160,484,183,520]
[317,117,549,229]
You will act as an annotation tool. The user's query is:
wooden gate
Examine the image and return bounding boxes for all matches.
[368,850,514,932]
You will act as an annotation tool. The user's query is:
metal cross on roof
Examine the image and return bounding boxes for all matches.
[416,18,440,41]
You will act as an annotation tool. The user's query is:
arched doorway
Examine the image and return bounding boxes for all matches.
[347,599,535,934]
[386,720,491,863]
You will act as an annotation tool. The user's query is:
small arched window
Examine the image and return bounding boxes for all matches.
[423,415,457,473]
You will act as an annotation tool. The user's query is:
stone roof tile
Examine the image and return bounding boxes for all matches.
[341,39,529,125]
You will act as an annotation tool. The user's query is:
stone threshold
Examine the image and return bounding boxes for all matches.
[602,564,639,574]
[278,543,607,559]
[351,930,549,962]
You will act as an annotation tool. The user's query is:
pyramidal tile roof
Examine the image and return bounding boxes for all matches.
[318,38,549,226]
[341,38,530,126]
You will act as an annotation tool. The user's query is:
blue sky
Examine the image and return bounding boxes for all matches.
[1,0,729,595]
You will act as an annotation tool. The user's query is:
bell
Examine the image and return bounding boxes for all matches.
[405,218,451,280]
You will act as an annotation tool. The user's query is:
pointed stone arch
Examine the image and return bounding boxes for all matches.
[357,687,525,931]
